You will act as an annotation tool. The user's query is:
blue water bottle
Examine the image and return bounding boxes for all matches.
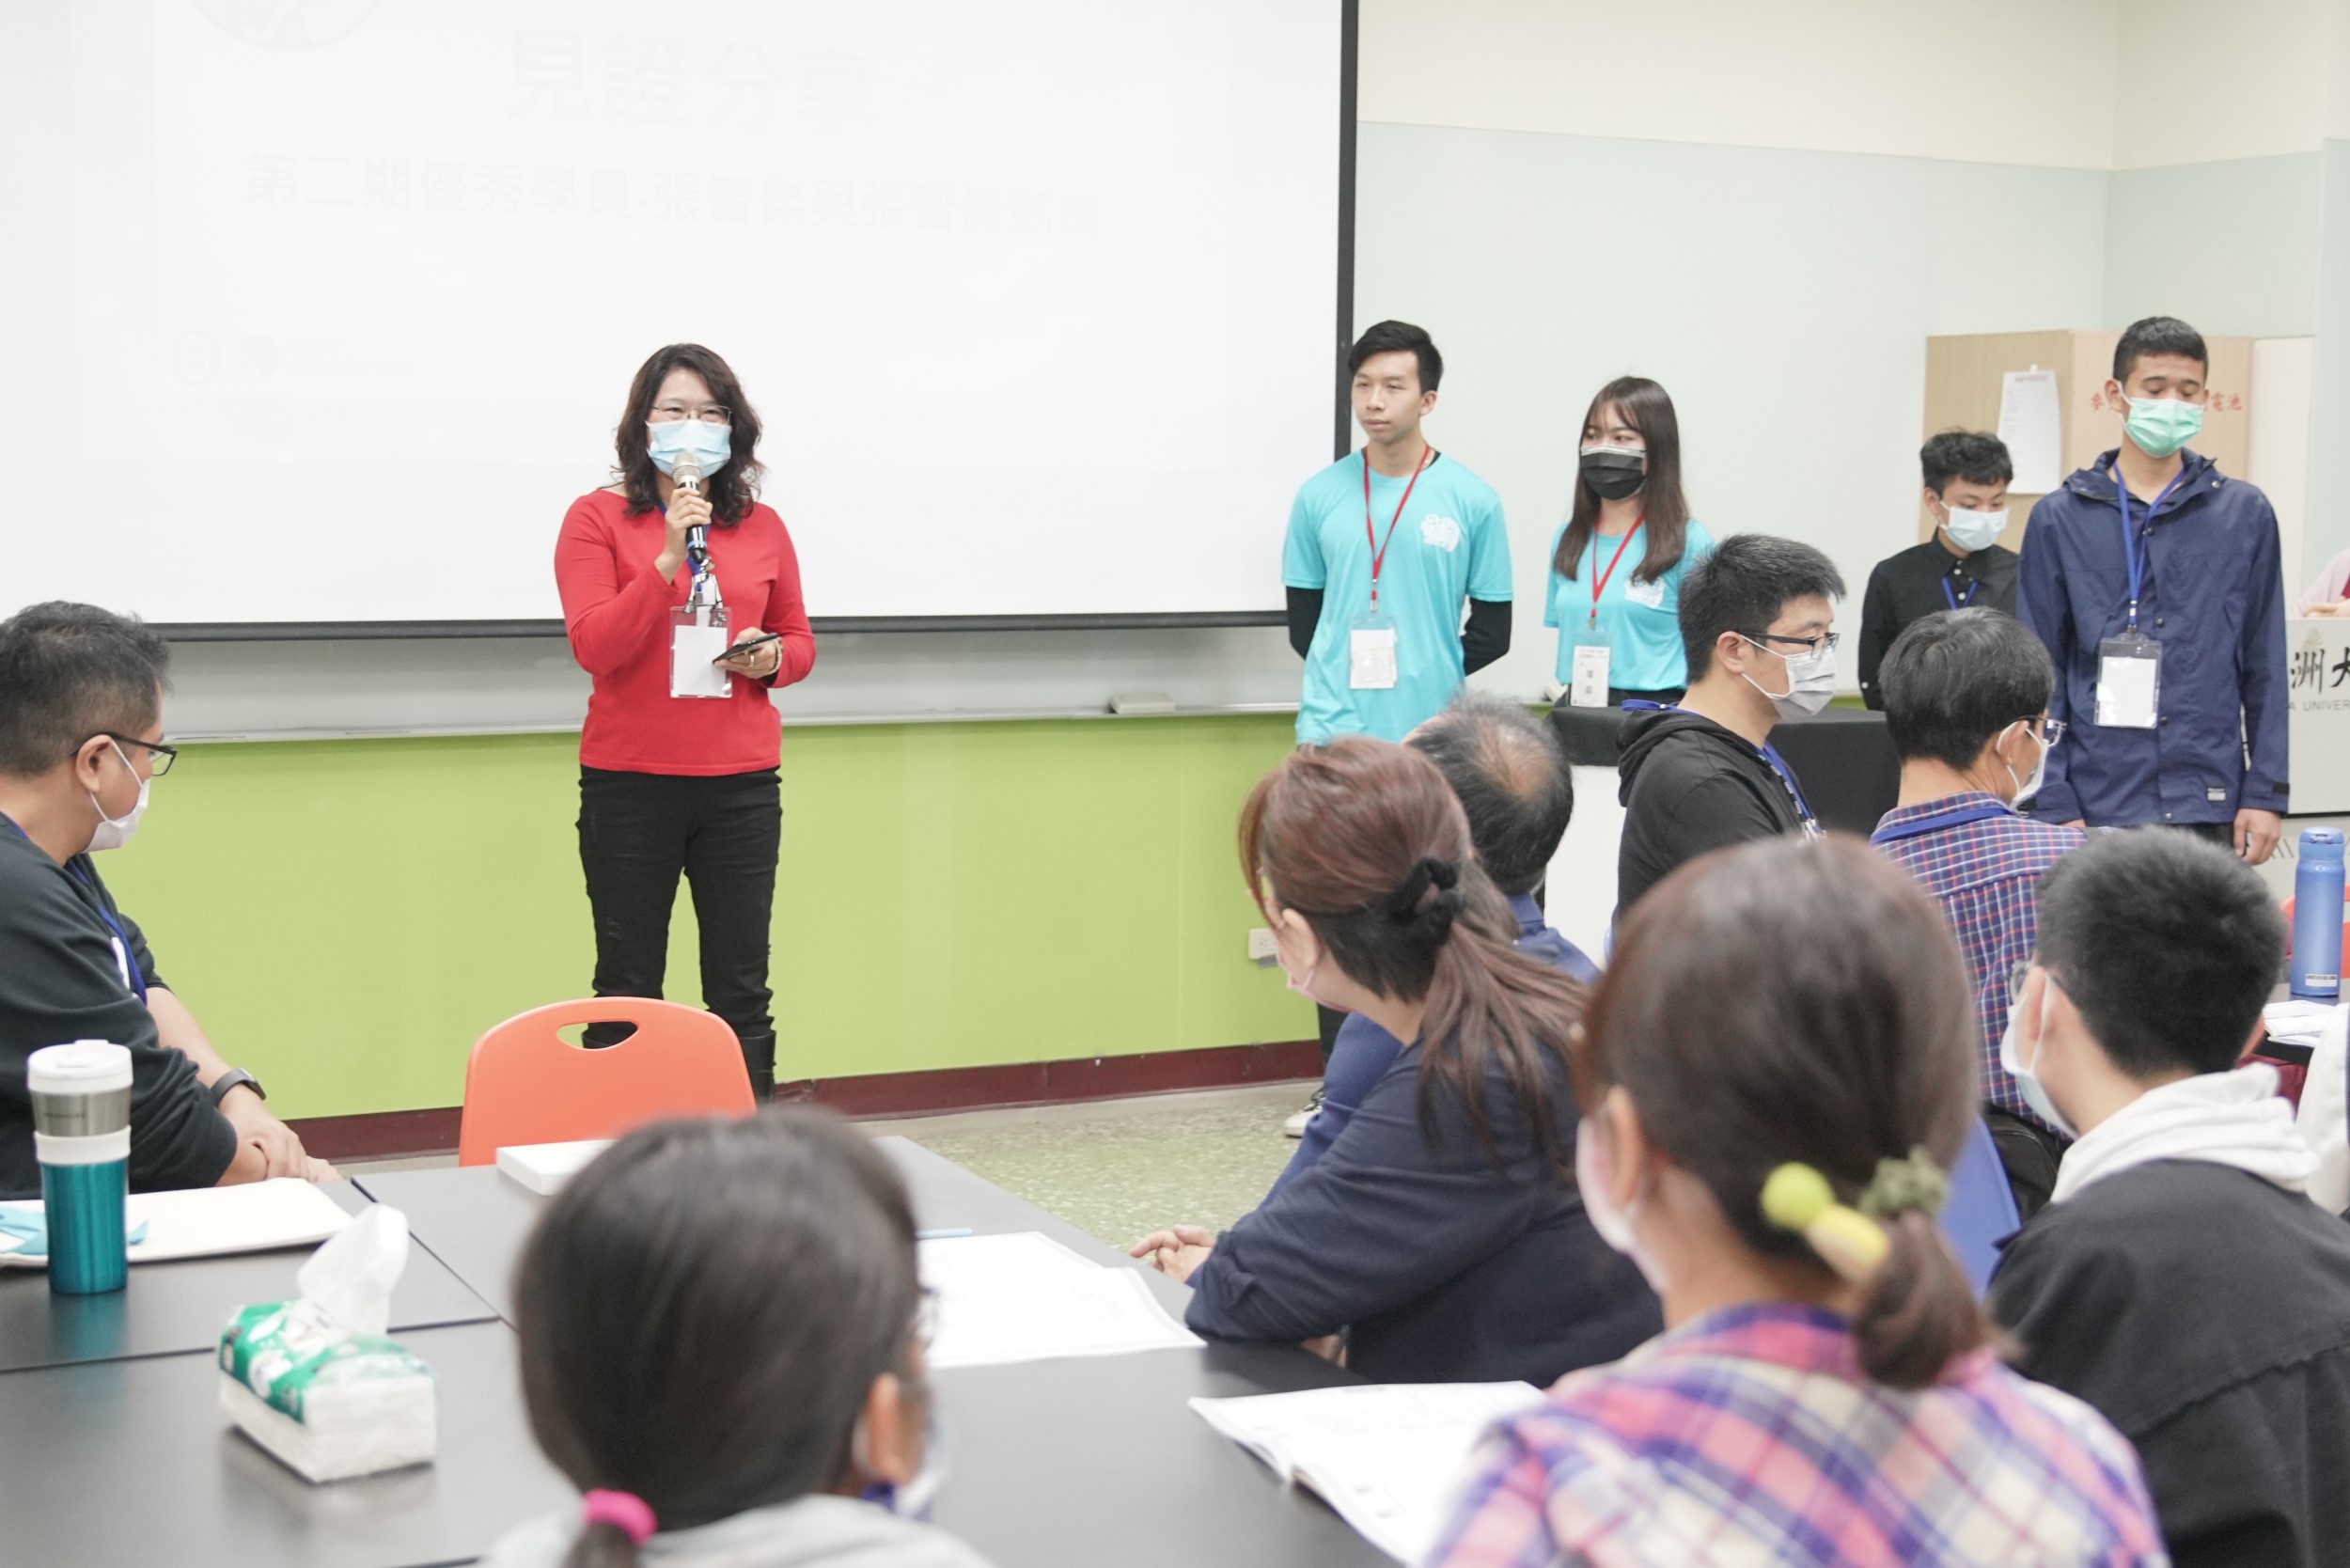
[2293,828,2346,1000]
[28,1042,133,1294]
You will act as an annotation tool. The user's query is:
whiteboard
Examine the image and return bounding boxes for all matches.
[2,0,1343,627]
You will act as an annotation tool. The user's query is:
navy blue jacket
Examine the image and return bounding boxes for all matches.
[1184,923,1658,1386]
[1269,894,1600,1196]
[2015,448,2287,826]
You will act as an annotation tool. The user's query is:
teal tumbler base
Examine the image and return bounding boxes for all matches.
[42,1159,129,1294]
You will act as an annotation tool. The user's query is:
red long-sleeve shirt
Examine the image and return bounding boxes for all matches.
[554,489,816,775]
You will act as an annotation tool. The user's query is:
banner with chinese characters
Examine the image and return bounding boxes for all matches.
[2287,619,2350,814]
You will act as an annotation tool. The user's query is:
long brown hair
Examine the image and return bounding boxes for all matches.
[1574,834,1992,1389]
[516,1109,919,1568]
[613,343,766,525]
[1552,376,1691,586]
[1239,737,1587,1175]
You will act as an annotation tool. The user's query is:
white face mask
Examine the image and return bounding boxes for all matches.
[1998,974,2077,1139]
[1997,720,2047,806]
[1739,637,1837,720]
[1941,504,2009,553]
[86,741,149,853]
[1574,1116,1665,1293]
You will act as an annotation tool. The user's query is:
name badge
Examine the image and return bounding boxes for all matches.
[1569,632,1611,709]
[670,611,731,699]
[2095,633,2160,729]
[1348,613,1398,691]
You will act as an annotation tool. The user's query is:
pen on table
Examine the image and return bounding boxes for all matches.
[916,1227,973,1240]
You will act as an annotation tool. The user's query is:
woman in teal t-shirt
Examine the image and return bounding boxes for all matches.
[1545,377,1715,706]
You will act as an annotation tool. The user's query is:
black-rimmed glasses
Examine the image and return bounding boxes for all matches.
[95,733,178,776]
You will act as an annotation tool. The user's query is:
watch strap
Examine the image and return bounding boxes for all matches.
[210,1068,263,1107]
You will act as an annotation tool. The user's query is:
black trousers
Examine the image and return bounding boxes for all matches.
[576,766,780,1087]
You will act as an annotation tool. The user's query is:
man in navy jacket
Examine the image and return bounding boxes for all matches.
[2014,315,2287,861]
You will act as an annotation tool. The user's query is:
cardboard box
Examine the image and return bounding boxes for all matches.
[1919,330,2251,545]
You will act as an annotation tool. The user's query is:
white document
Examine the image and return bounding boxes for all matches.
[496,1139,613,1196]
[918,1231,1201,1368]
[1998,367,2063,494]
[669,620,731,698]
[0,1178,352,1268]
[1190,1382,1544,1563]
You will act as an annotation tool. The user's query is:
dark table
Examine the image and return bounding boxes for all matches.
[362,1141,1392,1568]
[0,1181,497,1372]
[1548,700,1901,836]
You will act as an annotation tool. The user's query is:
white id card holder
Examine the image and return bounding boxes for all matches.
[2095,633,2160,729]
[1348,611,1398,691]
[669,605,731,699]
[1569,623,1611,708]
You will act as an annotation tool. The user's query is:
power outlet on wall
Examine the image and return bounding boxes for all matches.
[1246,927,1278,964]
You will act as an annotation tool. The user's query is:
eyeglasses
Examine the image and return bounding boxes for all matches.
[913,1285,940,1349]
[2015,717,2068,747]
[649,401,730,426]
[94,733,177,776]
[1747,630,1841,654]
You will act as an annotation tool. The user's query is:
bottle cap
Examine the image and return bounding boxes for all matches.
[27,1041,133,1097]
[2300,827,2344,859]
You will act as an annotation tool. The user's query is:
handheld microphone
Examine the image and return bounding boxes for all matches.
[672,449,707,559]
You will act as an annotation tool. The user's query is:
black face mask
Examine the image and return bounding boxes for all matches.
[1579,447,1646,502]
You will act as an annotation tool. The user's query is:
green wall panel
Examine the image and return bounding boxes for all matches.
[97,717,1311,1120]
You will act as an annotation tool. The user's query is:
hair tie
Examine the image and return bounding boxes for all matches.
[1760,1163,1888,1287]
[1856,1147,1949,1220]
[1384,855,1460,923]
[582,1489,657,1546]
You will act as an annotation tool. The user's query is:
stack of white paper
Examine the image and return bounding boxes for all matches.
[495,1138,613,1195]
[0,1178,352,1268]
[917,1231,1201,1368]
[2264,998,2342,1049]
[1190,1382,1544,1562]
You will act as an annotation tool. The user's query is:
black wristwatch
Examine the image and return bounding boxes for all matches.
[210,1069,265,1107]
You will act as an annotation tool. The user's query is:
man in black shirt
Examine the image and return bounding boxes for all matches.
[0,603,333,1200]
[1857,430,2018,708]
[1615,534,1843,921]
[1991,830,2350,1567]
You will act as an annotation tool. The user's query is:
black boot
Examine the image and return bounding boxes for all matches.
[739,1030,777,1105]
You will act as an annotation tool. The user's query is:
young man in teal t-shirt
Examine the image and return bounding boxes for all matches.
[1282,321,1512,746]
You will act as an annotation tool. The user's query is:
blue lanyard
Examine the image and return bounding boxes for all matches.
[2114,466,2190,633]
[1939,573,1978,612]
[1870,800,2013,846]
[1755,740,1821,836]
[0,814,145,1003]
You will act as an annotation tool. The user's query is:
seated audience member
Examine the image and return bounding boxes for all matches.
[1275,691,1598,1189]
[0,602,329,1200]
[1992,831,2350,1568]
[1614,534,1843,921]
[1131,737,1658,1386]
[1429,837,2163,1567]
[1856,430,2018,707]
[489,1108,993,1568]
[1872,608,2083,1216]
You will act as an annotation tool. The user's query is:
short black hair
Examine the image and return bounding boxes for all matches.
[1349,320,1443,393]
[1880,609,2052,769]
[1678,534,1845,679]
[2113,315,2208,384]
[0,604,171,778]
[1920,430,2013,494]
[1408,691,1574,895]
[2034,830,2283,1079]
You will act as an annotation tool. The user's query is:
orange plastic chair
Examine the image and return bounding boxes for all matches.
[456,997,758,1167]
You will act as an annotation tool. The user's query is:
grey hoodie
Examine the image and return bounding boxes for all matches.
[481,1495,997,1568]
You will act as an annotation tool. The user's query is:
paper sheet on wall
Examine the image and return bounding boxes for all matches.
[1998,368,2063,494]
[917,1231,1201,1367]
[1190,1382,1544,1562]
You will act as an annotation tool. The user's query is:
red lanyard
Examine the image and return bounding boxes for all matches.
[1362,444,1433,612]
[1588,519,1644,624]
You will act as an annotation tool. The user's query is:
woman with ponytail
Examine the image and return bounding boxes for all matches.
[1130,737,1659,1386]
[482,1109,994,1568]
[1427,836,2164,1567]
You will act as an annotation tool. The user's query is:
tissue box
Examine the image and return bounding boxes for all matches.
[217,1297,436,1482]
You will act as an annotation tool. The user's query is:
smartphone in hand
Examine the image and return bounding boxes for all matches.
[712,631,783,666]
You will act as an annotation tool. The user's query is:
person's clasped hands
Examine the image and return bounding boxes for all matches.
[1128,1223,1214,1282]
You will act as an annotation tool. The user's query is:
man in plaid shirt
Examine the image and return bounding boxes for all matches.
[1870,608,2085,1216]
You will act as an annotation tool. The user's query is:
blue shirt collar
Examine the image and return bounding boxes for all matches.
[1507,892,1545,938]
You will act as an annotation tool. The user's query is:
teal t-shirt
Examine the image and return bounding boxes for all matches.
[1543,517,1716,692]
[1283,452,1512,745]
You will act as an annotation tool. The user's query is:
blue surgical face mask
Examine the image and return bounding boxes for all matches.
[2118,392,2202,460]
[1998,974,2077,1139]
[647,419,731,478]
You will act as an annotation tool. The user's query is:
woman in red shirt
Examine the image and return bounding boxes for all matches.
[553,343,814,1099]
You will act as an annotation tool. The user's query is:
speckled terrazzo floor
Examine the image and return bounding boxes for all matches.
[860,1082,1313,1249]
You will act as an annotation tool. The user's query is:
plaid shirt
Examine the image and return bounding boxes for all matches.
[1872,792,2086,1137]
[1426,1303,2166,1568]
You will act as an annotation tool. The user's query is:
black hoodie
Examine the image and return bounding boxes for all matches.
[1615,706,1804,920]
